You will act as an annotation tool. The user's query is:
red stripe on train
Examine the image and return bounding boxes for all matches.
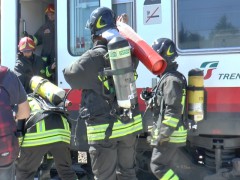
[65,87,240,112]
[206,87,240,112]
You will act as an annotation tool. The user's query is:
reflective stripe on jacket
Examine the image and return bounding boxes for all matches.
[21,96,71,147]
[169,126,187,143]
[86,114,142,143]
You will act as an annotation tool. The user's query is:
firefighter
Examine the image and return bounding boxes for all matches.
[16,94,78,180]
[14,37,54,94]
[24,3,56,82]
[63,7,143,180]
[145,38,188,180]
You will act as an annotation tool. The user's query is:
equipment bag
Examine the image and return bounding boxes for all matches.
[0,66,19,166]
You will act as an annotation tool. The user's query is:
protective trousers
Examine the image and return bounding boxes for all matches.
[16,142,77,180]
[150,142,180,180]
[37,153,54,180]
[89,134,137,180]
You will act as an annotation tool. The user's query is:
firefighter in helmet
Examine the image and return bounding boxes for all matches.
[24,3,56,82]
[14,37,53,94]
[63,7,143,180]
[144,38,188,180]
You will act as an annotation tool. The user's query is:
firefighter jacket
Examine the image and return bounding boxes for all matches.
[32,20,55,66]
[20,96,71,147]
[14,53,52,94]
[63,40,143,144]
[156,62,187,144]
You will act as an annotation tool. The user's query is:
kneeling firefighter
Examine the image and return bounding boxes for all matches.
[63,7,143,180]
[16,77,78,180]
[141,38,188,180]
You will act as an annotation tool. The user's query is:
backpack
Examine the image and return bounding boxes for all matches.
[0,66,19,166]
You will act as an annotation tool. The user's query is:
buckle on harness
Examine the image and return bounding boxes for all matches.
[79,108,90,119]
[119,109,133,124]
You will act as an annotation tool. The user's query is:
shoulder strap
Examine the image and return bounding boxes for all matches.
[25,110,66,131]
[172,71,187,87]
[158,71,187,90]
[151,73,170,95]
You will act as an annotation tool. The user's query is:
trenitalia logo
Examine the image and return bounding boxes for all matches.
[200,61,219,80]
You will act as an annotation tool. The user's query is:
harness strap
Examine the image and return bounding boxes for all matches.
[25,110,66,131]
[32,78,49,96]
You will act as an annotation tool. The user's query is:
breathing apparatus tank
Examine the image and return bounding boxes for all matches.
[187,69,205,122]
[29,76,66,106]
[107,36,138,109]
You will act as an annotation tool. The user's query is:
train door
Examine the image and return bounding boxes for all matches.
[1,0,56,71]
[19,0,56,80]
[19,1,53,52]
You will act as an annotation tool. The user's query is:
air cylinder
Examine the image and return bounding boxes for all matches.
[187,69,205,122]
[29,76,66,106]
[108,36,137,109]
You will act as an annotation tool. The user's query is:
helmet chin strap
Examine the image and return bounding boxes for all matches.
[24,54,34,60]
[91,34,96,42]
[92,34,103,42]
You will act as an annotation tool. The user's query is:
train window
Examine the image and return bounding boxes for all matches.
[68,0,99,56]
[112,0,136,30]
[176,0,240,51]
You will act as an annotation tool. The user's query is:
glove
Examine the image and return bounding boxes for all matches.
[140,88,153,101]
[148,122,175,146]
[159,134,170,144]
[16,119,26,137]
[51,62,56,70]
[159,124,175,137]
